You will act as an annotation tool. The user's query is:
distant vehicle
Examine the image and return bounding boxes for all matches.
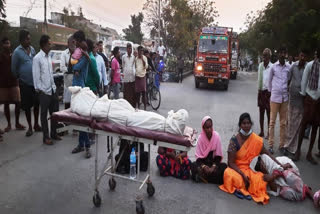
[49,50,63,73]
[230,32,240,79]
[194,26,233,90]
[49,50,64,97]
[111,40,134,57]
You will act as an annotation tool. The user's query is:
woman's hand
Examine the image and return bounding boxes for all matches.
[282,163,292,170]
[242,174,250,190]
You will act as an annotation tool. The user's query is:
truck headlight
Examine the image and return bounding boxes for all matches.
[197,65,203,71]
[198,56,204,62]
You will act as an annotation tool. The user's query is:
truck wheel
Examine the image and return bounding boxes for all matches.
[195,79,200,88]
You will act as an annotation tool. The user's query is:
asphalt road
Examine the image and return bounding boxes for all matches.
[0,72,319,214]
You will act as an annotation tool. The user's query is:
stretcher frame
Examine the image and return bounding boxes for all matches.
[57,124,191,213]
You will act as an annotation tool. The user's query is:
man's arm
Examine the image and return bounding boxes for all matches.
[268,65,275,92]
[287,64,294,87]
[32,56,41,92]
[73,56,87,72]
[300,62,311,96]
[11,51,19,78]
[257,63,263,91]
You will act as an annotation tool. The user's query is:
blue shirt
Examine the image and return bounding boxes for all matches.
[11,45,36,86]
[72,56,88,87]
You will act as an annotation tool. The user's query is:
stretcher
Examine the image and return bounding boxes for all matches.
[52,109,195,213]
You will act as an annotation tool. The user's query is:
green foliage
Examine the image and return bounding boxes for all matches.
[144,0,218,56]
[240,0,320,60]
[122,12,144,44]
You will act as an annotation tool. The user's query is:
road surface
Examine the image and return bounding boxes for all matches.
[0,72,319,214]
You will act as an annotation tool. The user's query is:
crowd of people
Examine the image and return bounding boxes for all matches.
[0,29,319,207]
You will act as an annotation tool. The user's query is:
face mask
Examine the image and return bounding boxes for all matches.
[240,128,252,137]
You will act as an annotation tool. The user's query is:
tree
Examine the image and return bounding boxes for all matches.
[122,12,144,44]
[0,0,6,19]
[144,0,218,56]
[240,0,320,60]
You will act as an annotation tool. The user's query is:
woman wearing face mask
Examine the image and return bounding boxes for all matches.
[219,113,290,204]
[191,116,227,184]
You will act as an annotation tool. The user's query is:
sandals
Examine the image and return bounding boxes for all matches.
[34,125,42,132]
[25,129,33,137]
[71,146,84,154]
[16,124,26,130]
[234,190,252,200]
[4,126,11,132]
[306,156,318,165]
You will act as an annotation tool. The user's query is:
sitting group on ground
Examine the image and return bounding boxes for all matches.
[154,113,320,207]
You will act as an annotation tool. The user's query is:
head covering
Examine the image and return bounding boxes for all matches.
[308,59,319,90]
[195,116,223,160]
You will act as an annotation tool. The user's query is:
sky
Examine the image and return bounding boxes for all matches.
[5,0,271,36]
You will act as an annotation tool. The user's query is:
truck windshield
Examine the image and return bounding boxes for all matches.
[198,35,228,54]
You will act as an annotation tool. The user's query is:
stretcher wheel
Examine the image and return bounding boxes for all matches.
[136,199,145,214]
[93,191,101,207]
[147,183,155,197]
[109,178,116,190]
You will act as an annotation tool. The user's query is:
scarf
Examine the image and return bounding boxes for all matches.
[195,116,223,160]
[308,59,319,90]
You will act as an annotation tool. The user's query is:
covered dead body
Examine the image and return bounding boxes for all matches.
[69,87,189,135]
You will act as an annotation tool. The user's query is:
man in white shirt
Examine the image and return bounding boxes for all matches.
[94,42,108,96]
[122,43,136,107]
[32,35,61,145]
[135,46,148,110]
[151,41,157,53]
[157,41,166,60]
[257,48,272,139]
[60,36,75,109]
[294,48,320,164]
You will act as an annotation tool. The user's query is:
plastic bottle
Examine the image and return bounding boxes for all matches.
[129,148,136,179]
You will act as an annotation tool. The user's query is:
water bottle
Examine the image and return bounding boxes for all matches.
[130,148,136,179]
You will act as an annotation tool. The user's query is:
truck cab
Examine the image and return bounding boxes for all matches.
[194,27,232,90]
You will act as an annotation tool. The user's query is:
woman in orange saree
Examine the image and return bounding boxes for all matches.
[219,113,290,204]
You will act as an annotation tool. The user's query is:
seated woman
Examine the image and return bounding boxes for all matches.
[191,116,227,184]
[250,154,314,201]
[219,113,291,205]
[156,147,191,180]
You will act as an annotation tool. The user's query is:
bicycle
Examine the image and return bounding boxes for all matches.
[146,71,161,110]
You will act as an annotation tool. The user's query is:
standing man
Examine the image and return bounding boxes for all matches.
[177,55,184,83]
[257,48,272,138]
[151,41,157,53]
[294,48,320,164]
[268,46,291,154]
[284,50,307,156]
[94,42,108,96]
[32,35,61,145]
[122,43,136,107]
[135,46,148,110]
[11,29,41,137]
[110,47,121,99]
[157,41,166,61]
[0,37,25,132]
[60,36,76,109]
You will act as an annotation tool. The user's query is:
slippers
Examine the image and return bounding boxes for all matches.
[34,126,42,132]
[16,124,26,130]
[234,190,244,199]
[307,156,318,165]
[26,130,33,137]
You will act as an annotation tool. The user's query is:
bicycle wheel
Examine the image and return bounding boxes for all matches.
[149,86,161,110]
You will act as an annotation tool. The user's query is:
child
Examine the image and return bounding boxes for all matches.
[71,31,88,76]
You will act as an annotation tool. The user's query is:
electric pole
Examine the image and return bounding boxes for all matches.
[44,0,48,33]
[158,0,161,45]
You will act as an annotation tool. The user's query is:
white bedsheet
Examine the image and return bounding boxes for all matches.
[69,87,188,135]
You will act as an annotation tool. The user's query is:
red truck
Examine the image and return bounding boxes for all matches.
[194,26,233,90]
